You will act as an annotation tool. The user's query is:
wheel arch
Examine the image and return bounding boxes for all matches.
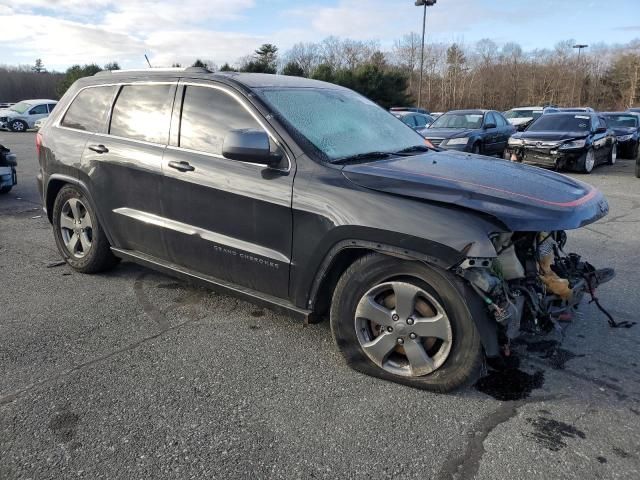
[45,174,115,245]
[306,239,500,357]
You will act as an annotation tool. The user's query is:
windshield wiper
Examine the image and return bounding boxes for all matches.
[394,145,430,155]
[332,151,394,164]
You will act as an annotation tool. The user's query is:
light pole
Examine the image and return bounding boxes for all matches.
[415,0,437,109]
[572,44,588,105]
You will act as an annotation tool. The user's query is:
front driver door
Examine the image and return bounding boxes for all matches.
[161,81,294,298]
[28,104,49,128]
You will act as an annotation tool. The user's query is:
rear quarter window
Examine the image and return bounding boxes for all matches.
[110,84,174,144]
[61,86,117,132]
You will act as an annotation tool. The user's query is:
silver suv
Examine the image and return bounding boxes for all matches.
[0,99,57,132]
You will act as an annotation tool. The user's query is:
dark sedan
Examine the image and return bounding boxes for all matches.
[601,112,639,159]
[423,109,515,156]
[391,110,434,137]
[506,112,617,173]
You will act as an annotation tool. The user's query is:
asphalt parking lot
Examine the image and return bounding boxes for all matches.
[1,131,640,479]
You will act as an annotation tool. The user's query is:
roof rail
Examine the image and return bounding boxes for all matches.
[94,66,212,76]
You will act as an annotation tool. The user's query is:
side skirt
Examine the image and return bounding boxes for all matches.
[111,247,311,322]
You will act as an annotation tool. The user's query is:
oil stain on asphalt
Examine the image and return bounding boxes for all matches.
[525,415,586,451]
[475,369,545,401]
[48,410,79,443]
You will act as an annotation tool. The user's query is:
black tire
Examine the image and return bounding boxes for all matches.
[471,142,481,155]
[9,120,28,132]
[330,253,483,392]
[52,185,119,273]
[0,186,11,194]
[635,154,640,179]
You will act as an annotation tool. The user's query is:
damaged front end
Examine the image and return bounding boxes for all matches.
[456,231,615,359]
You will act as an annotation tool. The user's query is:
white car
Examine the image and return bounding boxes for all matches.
[503,106,544,128]
[0,99,57,132]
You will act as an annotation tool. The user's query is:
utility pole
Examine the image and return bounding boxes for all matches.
[415,0,437,109]
[572,44,588,105]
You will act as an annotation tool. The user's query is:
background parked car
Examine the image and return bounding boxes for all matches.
[0,102,15,109]
[506,112,616,173]
[0,144,17,194]
[0,99,57,132]
[627,107,640,114]
[391,110,434,136]
[503,106,544,131]
[558,107,595,112]
[601,112,639,159]
[389,106,430,115]
[423,109,515,156]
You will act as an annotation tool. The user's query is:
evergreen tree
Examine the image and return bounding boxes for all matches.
[282,61,305,77]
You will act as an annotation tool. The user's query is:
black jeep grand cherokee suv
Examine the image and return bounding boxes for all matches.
[38,69,613,392]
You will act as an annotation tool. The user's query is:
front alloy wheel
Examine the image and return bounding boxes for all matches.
[583,148,596,173]
[10,120,26,132]
[609,143,617,165]
[330,253,483,392]
[355,282,453,377]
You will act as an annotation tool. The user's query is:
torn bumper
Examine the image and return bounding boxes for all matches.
[505,146,586,170]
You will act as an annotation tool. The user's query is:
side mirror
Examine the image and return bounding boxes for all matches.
[222,129,281,167]
[484,122,497,130]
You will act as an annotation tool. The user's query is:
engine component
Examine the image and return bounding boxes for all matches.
[494,233,525,280]
[537,232,572,301]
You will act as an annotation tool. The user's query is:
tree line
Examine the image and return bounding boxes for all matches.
[1,36,638,111]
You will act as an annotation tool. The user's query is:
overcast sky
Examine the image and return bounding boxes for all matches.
[0,0,638,71]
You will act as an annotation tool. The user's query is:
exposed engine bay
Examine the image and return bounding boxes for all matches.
[457,231,617,357]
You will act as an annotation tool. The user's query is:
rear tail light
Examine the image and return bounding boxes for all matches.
[36,132,43,156]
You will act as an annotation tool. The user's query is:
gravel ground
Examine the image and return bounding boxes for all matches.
[1,131,639,479]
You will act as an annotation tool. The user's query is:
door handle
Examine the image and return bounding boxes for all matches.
[88,144,108,154]
[168,160,195,172]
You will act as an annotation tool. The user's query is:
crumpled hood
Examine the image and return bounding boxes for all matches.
[424,128,475,139]
[515,131,589,142]
[341,151,609,232]
[612,127,637,136]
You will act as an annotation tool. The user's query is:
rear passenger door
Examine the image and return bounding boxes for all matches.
[161,81,294,298]
[80,82,177,260]
[494,112,511,153]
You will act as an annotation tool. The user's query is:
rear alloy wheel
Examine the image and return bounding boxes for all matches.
[608,143,617,165]
[331,253,483,392]
[9,120,27,132]
[52,185,119,273]
[582,148,596,173]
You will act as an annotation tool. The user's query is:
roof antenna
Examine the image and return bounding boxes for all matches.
[144,54,152,68]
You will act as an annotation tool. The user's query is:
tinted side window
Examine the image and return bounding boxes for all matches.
[495,113,507,127]
[179,86,261,155]
[484,112,497,127]
[415,115,428,127]
[47,103,57,113]
[61,86,116,132]
[598,117,608,128]
[30,104,48,115]
[110,84,174,144]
